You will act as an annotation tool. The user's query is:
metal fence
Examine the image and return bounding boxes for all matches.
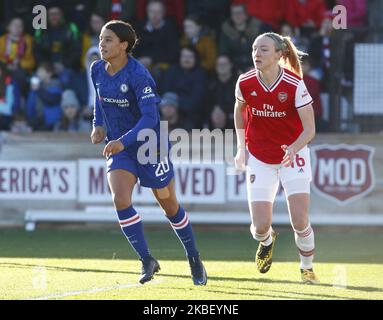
[329,27,383,133]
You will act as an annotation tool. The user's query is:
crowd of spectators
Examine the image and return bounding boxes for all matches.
[0,0,376,134]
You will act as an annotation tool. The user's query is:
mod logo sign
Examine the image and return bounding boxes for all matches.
[311,144,375,205]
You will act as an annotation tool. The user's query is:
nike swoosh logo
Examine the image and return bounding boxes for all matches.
[160,176,168,181]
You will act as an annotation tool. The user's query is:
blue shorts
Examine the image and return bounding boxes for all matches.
[106,150,174,189]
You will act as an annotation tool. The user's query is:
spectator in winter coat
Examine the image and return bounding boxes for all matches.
[0,17,35,96]
[205,55,236,129]
[159,46,207,128]
[26,62,63,131]
[33,5,82,86]
[135,0,180,71]
[219,4,265,74]
[181,15,217,73]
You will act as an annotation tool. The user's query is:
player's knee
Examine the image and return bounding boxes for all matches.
[250,224,270,239]
[292,218,309,233]
[162,201,179,217]
[255,226,270,236]
[112,192,131,210]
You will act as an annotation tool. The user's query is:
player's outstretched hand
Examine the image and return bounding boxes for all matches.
[281,144,296,167]
[103,140,125,158]
[234,146,246,171]
[91,126,106,144]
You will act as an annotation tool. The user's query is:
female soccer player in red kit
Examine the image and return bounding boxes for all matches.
[234,32,319,284]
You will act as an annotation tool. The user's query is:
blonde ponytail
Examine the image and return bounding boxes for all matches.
[280,36,307,77]
[260,32,307,78]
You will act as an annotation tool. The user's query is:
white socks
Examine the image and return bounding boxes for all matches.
[294,224,315,269]
[251,225,273,246]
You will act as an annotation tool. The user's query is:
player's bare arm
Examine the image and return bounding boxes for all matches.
[234,99,247,171]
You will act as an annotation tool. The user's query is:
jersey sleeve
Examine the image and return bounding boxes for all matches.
[118,74,160,148]
[295,79,313,109]
[90,61,103,128]
[235,77,246,103]
[133,75,161,108]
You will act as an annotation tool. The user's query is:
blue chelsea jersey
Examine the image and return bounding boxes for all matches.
[90,56,162,152]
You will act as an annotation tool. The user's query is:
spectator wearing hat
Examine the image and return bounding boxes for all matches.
[160,92,193,132]
[55,89,86,132]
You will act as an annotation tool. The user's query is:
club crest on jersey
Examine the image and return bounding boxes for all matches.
[278,92,288,103]
[250,174,256,183]
[120,84,128,93]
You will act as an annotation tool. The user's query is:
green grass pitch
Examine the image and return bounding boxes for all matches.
[0,225,382,300]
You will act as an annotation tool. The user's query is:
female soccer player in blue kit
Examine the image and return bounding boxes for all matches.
[90,20,207,285]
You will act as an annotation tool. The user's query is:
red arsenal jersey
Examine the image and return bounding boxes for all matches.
[235,67,313,164]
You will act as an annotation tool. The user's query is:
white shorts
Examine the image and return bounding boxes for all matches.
[246,146,312,203]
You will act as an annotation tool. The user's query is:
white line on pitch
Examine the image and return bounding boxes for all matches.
[27,279,163,300]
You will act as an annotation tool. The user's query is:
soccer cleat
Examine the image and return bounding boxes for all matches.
[139,256,160,284]
[301,268,320,284]
[256,230,277,273]
[188,255,207,286]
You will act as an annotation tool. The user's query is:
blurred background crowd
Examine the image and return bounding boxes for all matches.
[0,0,381,135]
